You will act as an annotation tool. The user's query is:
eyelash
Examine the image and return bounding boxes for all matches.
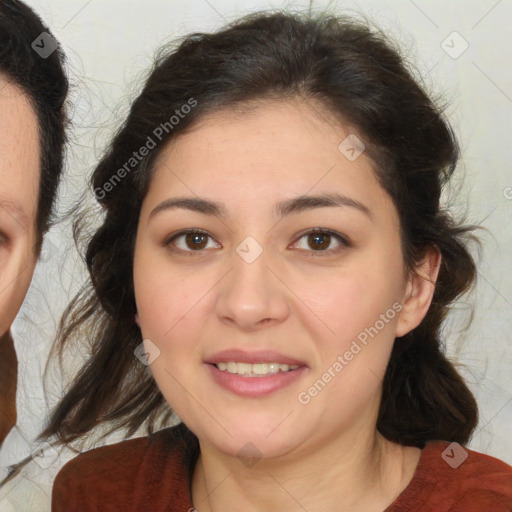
[164,228,350,256]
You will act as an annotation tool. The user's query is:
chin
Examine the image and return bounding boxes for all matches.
[219,435,297,462]
[191,416,305,461]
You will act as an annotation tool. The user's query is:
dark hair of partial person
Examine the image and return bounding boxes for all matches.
[0,0,68,252]
[38,10,480,457]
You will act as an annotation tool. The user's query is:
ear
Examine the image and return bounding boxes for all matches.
[134,312,140,327]
[395,245,442,338]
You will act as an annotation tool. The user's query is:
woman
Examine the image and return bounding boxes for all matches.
[47,11,511,511]
[0,0,68,447]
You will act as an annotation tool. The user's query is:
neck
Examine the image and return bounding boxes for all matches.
[191,418,420,512]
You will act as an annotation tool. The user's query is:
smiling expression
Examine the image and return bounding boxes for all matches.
[133,98,415,460]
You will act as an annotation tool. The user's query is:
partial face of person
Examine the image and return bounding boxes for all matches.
[0,77,40,337]
[133,98,432,460]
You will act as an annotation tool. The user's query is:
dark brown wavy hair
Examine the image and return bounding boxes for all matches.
[42,11,480,452]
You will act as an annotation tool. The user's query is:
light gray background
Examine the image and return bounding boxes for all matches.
[1,1,511,509]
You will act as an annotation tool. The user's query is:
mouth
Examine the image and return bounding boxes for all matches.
[213,361,300,377]
[204,350,308,397]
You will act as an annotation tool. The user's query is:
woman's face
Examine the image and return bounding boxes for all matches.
[133,99,419,460]
[0,78,40,337]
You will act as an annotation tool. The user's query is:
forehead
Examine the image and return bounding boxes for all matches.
[147,98,389,213]
[0,76,40,227]
[160,97,352,162]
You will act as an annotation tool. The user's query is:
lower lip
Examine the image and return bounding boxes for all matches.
[206,364,308,398]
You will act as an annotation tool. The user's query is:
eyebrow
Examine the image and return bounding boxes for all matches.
[0,199,29,230]
[148,192,373,223]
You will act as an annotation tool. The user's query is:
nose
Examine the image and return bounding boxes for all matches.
[215,239,290,331]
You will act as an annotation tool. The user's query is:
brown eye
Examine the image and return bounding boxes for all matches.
[307,232,331,250]
[293,229,350,255]
[184,232,208,250]
[166,230,220,253]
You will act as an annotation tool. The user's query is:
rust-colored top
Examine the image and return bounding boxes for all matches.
[52,427,512,511]
[0,330,17,447]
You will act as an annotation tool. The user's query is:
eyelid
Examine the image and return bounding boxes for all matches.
[290,228,350,255]
[164,229,220,252]
[164,228,350,255]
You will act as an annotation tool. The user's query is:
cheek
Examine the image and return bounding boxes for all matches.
[134,263,211,339]
[134,271,213,417]
[133,263,202,411]
[304,266,402,339]
[297,264,403,405]
[294,275,401,422]
[133,248,216,383]
[0,250,36,335]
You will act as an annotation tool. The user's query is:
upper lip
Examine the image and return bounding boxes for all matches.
[205,349,307,366]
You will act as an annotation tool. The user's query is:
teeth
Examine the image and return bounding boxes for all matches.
[215,362,299,377]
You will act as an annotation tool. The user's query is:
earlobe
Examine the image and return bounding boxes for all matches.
[395,245,442,338]
[134,313,140,327]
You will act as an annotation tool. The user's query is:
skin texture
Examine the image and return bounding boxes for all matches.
[133,98,441,512]
[0,77,40,445]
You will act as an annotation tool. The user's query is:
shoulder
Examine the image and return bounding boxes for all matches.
[427,440,512,489]
[391,440,512,511]
[52,426,193,511]
[440,441,512,511]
